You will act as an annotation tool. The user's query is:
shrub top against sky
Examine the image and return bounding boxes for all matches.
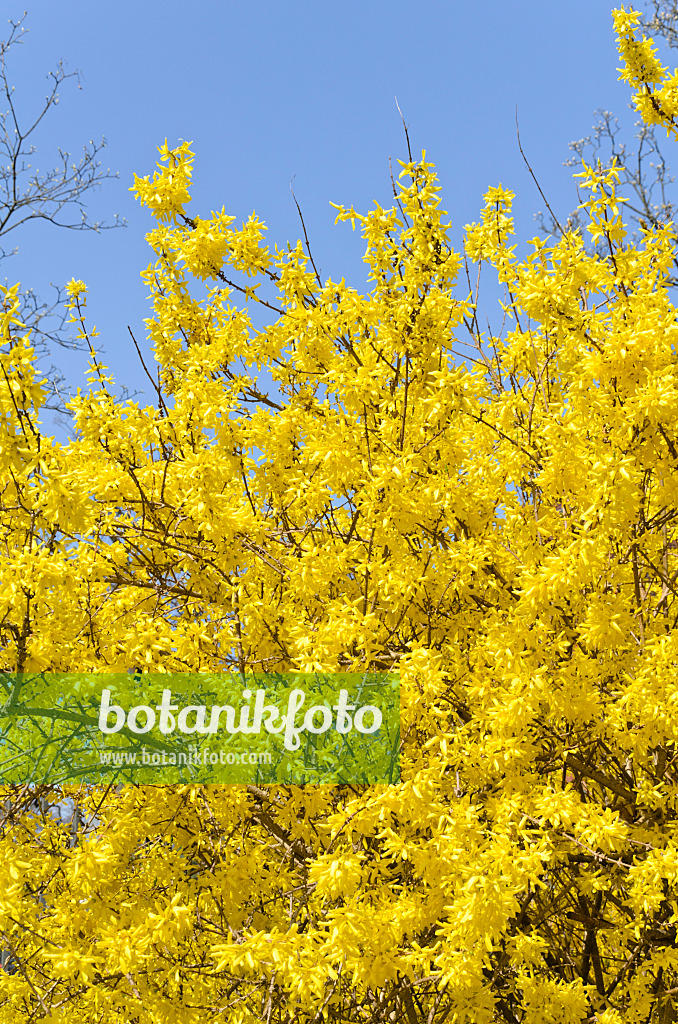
[1,0,656,411]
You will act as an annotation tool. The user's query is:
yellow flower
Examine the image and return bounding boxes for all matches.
[66,278,87,299]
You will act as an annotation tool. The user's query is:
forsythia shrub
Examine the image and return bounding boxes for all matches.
[2,7,678,1022]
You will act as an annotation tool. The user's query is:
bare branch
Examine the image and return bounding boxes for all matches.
[0,12,123,403]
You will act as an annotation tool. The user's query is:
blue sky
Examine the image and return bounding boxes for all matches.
[1,0,661,421]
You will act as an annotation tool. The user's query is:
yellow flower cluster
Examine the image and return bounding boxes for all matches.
[615,4,678,129]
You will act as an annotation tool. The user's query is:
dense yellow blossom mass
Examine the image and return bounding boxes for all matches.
[1,7,678,1021]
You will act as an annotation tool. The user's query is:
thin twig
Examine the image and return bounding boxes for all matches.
[289,178,322,290]
[516,106,565,238]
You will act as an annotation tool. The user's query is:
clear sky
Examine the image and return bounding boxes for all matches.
[1,0,662,420]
